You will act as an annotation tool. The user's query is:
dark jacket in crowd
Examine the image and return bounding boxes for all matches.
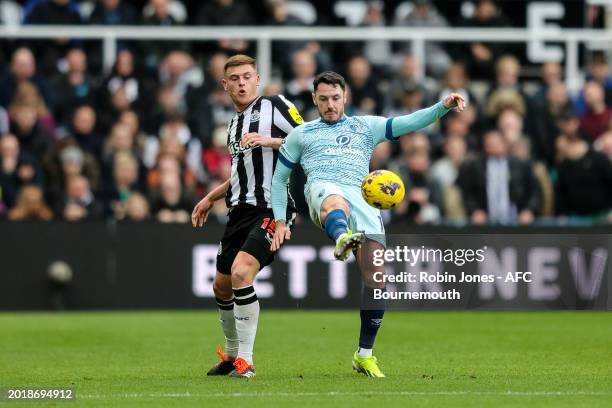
[556,149,612,216]
[457,155,541,216]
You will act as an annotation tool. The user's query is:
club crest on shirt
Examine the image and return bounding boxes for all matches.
[250,109,260,123]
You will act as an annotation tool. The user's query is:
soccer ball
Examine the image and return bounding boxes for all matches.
[361,170,405,209]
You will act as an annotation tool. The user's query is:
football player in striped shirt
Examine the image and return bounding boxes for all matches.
[192,55,303,379]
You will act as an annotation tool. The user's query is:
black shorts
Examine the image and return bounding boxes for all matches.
[216,204,295,275]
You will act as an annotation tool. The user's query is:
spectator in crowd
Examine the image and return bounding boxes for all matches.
[123,191,150,221]
[97,49,147,132]
[430,135,469,221]
[0,47,51,109]
[155,51,208,140]
[579,81,612,141]
[457,130,540,225]
[207,84,235,132]
[107,150,144,217]
[391,133,443,224]
[497,107,528,148]
[530,61,563,106]
[69,105,103,160]
[388,54,435,110]
[201,126,231,182]
[141,5,189,73]
[42,138,101,204]
[440,110,480,152]
[196,0,253,54]
[118,110,147,149]
[394,0,450,77]
[147,153,196,193]
[354,1,392,70]
[529,81,573,166]
[58,174,104,221]
[485,55,528,120]
[196,0,253,25]
[8,101,54,158]
[386,82,442,146]
[285,49,317,117]
[142,0,178,26]
[51,48,94,126]
[576,52,612,114]
[431,135,468,189]
[101,122,142,185]
[438,63,477,109]
[202,52,227,93]
[455,0,511,79]
[7,184,53,221]
[149,171,195,223]
[556,119,612,219]
[345,55,384,115]
[9,81,56,133]
[386,82,426,117]
[22,0,83,75]
[0,133,44,209]
[89,0,137,25]
[554,109,590,162]
[508,136,554,217]
[23,0,81,24]
[264,0,308,76]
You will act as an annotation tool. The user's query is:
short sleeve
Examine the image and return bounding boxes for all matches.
[270,95,305,135]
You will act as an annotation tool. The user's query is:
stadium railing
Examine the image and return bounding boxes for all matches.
[1,25,611,92]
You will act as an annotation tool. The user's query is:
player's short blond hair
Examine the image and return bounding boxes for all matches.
[224,54,256,73]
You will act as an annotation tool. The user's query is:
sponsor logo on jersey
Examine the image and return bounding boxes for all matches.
[228,139,252,156]
[335,135,351,146]
[324,146,363,156]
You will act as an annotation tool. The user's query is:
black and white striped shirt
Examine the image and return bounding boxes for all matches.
[225,95,303,209]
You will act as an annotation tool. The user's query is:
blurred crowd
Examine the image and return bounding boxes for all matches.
[0,0,611,225]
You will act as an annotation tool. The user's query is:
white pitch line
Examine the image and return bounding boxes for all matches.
[79,391,612,399]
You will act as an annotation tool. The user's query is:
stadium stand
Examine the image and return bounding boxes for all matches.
[0,0,610,225]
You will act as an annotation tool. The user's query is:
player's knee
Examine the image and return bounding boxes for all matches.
[212,278,232,299]
[231,262,257,287]
[321,196,349,220]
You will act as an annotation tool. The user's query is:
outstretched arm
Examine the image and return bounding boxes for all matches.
[369,93,466,144]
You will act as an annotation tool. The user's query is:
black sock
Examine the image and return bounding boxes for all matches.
[359,287,385,349]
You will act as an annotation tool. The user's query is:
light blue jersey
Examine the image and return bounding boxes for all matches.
[271,101,451,232]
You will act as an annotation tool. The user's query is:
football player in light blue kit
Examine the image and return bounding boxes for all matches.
[270,71,465,377]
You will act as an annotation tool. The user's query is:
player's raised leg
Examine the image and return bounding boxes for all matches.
[207,271,238,375]
[320,194,365,261]
[352,239,386,378]
[229,251,260,379]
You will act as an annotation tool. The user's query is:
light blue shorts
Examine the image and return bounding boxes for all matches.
[306,182,386,245]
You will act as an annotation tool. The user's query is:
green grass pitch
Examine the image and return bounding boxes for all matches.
[1,311,611,407]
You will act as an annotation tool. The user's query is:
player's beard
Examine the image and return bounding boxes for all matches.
[319,107,344,124]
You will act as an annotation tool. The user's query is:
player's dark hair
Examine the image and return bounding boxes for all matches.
[313,71,346,92]
[224,54,256,73]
